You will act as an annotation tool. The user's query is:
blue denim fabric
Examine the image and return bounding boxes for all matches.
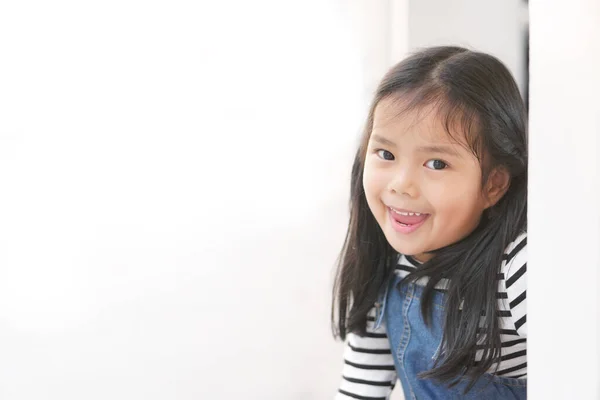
[377,273,527,399]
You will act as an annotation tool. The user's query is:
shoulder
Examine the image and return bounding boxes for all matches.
[503,231,527,260]
[502,231,527,282]
[501,231,527,336]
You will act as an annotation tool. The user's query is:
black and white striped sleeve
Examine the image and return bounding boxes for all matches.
[335,307,397,400]
[504,233,527,337]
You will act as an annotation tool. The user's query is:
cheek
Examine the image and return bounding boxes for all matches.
[428,177,484,220]
[362,165,388,213]
[362,164,383,195]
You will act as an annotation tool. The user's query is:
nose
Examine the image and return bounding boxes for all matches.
[387,167,419,198]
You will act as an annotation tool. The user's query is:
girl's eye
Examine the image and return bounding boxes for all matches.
[376,149,395,161]
[425,159,448,170]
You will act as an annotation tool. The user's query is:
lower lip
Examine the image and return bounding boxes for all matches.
[388,209,429,234]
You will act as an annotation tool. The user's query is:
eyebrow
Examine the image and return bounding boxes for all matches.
[371,134,461,157]
[371,134,396,147]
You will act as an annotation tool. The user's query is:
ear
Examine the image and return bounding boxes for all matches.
[483,167,511,208]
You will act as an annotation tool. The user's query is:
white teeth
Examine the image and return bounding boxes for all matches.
[390,208,422,216]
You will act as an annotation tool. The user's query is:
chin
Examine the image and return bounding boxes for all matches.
[383,235,425,256]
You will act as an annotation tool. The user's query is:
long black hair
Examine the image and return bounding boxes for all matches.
[332,46,527,391]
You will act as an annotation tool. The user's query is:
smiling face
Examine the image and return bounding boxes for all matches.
[362,97,497,262]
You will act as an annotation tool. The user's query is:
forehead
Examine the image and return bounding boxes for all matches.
[371,96,468,147]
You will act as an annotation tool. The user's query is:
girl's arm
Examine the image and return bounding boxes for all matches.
[335,307,398,399]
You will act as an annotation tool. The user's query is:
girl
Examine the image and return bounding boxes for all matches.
[332,46,527,399]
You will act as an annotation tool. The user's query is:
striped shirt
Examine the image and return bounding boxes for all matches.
[336,233,527,400]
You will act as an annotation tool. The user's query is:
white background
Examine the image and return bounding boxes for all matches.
[0,0,598,399]
[528,1,599,399]
[0,1,361,399]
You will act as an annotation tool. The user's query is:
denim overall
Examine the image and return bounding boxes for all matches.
[374,273,527,399]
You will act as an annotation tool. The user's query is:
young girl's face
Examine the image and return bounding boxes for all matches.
[363,97,493,262]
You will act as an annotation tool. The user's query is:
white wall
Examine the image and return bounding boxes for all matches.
[0,1,366,398]
[528,1,600,398]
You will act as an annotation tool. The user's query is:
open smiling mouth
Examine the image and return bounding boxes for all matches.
[388,207,430,233]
